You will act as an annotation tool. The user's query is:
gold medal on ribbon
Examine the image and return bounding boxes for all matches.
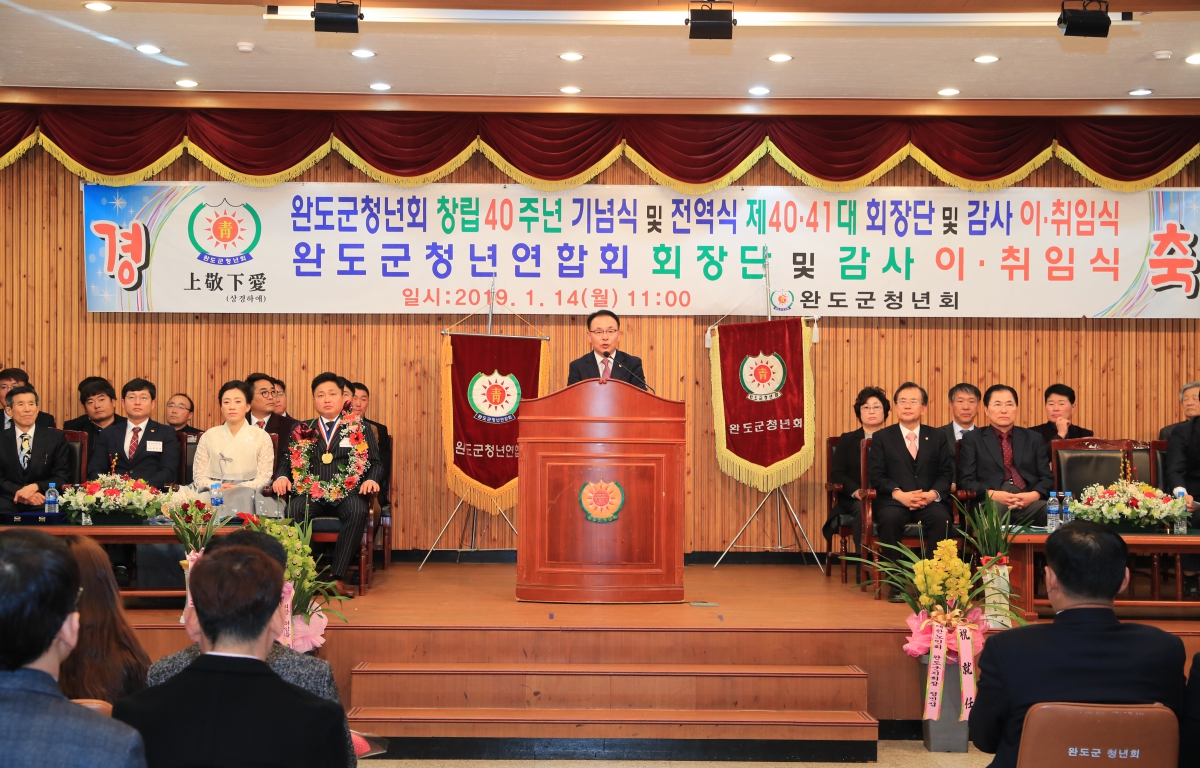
[321,452,334,465]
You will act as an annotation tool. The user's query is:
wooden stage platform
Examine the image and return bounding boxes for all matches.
[127,563,1200,761]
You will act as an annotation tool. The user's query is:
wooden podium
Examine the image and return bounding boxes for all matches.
[515,379,686,603]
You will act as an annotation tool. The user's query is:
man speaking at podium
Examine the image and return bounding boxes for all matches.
[567,310,648,391]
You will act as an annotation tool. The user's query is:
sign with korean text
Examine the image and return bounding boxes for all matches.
[82,183,1200,317]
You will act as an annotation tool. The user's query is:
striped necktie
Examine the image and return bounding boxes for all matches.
[19,433,31,469]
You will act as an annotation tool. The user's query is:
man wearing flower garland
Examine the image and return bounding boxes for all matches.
[271,372,381,597]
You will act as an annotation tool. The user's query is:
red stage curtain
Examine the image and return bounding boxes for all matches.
[37,107,185,175]
[1056,118,1200,182]
[479,114,624,180]
[767,117,909,182]
[0,106,37,158]
[334,112,479,177]
[910,118,1057,181]
[187,110,333,176]
[624,116,768,184]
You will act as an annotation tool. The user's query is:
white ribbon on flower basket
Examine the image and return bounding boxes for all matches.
[917,608,984,722]
[278,581,295,648]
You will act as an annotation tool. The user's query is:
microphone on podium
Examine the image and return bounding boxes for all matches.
[602,350,655,394]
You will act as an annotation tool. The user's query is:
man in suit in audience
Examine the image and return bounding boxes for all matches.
[960,384,1054,526]
[1183,651,1200,768]
[113,546,348,768]
[868,382,955,600]
[940,382,980,489]
[0,386,74,512]
[63,378,127,463]
[0,368,55,431]
[1030,383,1094,449]
[351,383,391,503]
[87,378,178,489]
[0,529,146,768]
[145,530,356,767]
[1166,413,1200,595]
[1161,381,1200,441]
[969,522,1186,768]
[272,372,382,596]
[567,310,648,391]
[246,373,296,477]
[272,378,290,418]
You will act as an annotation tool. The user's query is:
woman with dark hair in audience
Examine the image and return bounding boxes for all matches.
[164,393,202,436]
[823,386,891,550]
[58,535,150,703]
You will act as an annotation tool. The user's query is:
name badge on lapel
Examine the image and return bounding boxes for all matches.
[146,441,163,453]
[339,438,352,448]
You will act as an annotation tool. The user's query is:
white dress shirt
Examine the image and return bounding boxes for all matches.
[953,422,975,441]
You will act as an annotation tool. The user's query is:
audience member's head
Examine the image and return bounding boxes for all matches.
[204,529,287,567]
[0,530,81,676]
[1179,381,1200,421]
[58,536,150,702]
[351,382,370,417]
[983,384,1020,430]
[0,367,31,404]
[852,386,890,429]
[189,546,284,656]
[79,377,118,426]
[1044,521,1129,610]
[1043,383,1077,423]
[217,381,254,426]
[164,393,195,430]
[947,383,981,428]
[121,378,157,423]
[272,378,288,416]
[336,376,353,401]
[892,382,929,426]
[245,373,276,419]
[4,385,40,429]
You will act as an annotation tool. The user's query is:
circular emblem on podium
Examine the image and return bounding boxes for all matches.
[468,371,522,423]
[579,480,624,523]
[739,352,787,402]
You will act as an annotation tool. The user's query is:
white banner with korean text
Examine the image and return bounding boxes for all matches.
[82,182,1200,317]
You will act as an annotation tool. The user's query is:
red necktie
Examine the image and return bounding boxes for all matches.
[128,426,141,459]
[1000,432,1027,490]
[600,358,612,382]
[256,420,265,429]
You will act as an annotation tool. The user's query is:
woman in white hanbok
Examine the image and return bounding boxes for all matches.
[192,380,277,516]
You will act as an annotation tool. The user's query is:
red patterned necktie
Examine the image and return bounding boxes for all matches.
[600,358,612,382]
[1000,431,1027,490]
[128,426,141,459]
[256,420,265,429]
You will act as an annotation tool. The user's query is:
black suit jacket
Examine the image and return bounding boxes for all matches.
[2,411,55,431]
[1166,416,1200,497]
[0,427,74,499]
[365,418,391,500]
[1030,420,1094,449]
[62,414,128,462]
[87,419,179,489]
[1182,652,1200,768]
[868,423,954,505]
[274,415,383,488]
[960,426,1054,500]
[940,422,977,484]
[113,654,348,768]
[567,350,647,391]
[255,413,297,480]
[969,608,1185,768]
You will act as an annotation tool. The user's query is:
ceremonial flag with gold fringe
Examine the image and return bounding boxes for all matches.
[441,333,548,512]
[710,317,816,492]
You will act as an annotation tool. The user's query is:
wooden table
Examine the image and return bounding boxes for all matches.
[0,523,234,598]
[1009,531,1200,621]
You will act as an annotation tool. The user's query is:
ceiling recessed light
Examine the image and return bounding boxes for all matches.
[175,79,198,88]
[748,86,770,96]
[351,49,375,58]
[135,44,161,55]
[559,52,583,61]
[369,82,391,91]
[1129,88,1153,96]
[83,2,111,10]
[768,54,793,62]
[938,88,960,96]
[560,86,581,94]
[1186,54,1200,64]
[973,55,998,63]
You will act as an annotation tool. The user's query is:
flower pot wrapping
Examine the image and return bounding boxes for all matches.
[922,654,970,753]
[289,610,328,654]
[980,560,1012,630]
[906,609,984,723]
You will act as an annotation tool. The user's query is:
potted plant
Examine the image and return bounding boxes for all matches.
[957,497,1022,630]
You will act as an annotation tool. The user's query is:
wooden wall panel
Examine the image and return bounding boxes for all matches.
[1,148,1196,555]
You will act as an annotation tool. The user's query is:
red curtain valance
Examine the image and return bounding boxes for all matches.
[2,106,1197,192]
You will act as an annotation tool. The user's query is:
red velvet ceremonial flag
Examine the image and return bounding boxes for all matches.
[441,333,547,511]
[710,317,815,491]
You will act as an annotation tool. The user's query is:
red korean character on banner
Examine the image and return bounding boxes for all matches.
[90,220,151,291]
[1149,221,1200,298]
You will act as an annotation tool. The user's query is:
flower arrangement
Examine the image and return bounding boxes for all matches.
[1069,479,1188,527]
[162,488,228,554]
[288,404,371,503]
[60,474,165,521]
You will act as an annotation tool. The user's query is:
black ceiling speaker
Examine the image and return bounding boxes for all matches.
[1057,0,1111,38]
[687,1,736,40]
[312,2,362,34]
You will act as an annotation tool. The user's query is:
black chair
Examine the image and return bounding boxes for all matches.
[177,430,201,487]
[1150,439,1169,491]
[822,436,855,583]
[1051,438,1134,497]
[61,430,89,485]
[373,433,393,569]
[1132,441,1152,487]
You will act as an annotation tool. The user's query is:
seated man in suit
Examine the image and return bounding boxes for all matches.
[566,310,648,391]
[1166,414,1200,595]
[113,545,348,768]
[824,386,890,548]
[0,368,55,430]
[164,393,203,437]
[64,378,127,462]
[969,522,1186,768]
[960,384,1054,526]
[246,373,296,478]
[272,377,290,418]
[1030,383,1094,449]
[0,529,146,768]
[87,378,179,489]
[351,382,391,503]
[868,382,955,599]
[1161,381,1200,441]
[0,386,74,512]
[271,373,382,596]
[940,382,980,490]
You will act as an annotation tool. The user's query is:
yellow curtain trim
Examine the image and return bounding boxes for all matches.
[0,130,38,173]
[766,139,910,193]
[184,136,331,188]
[333,136,480,187]
[39,133,184,187]
[1055,142,1200,193]
[709,322,816,493]
[478,138,623,191]
[624,140,767,196]
[538,339,550,397]
[910,144,1054,191]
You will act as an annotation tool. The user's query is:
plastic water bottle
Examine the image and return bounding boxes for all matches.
[210,483,224,518]
[1176,490,1189,535]
[44,483,59,517]
[1062,492,1074,524]
[1046,493,1060,532]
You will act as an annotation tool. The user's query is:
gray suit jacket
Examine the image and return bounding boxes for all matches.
[0,668,145,768]
[147,643,354,765]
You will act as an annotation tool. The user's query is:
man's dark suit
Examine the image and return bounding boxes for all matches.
[566,350,647,391]
[63,414,127,462]
[278,415,383,580]
[87,419,179,489]
[113,654,348,768]
[1182,651,1200,768]
[1161,420,1187,441]
[365,417,392,501]
[867,423,955,552]
[1030,421,1094,449]
[969,608,1185,768]
[2,411,55,431]
[254,413,297,479]
[960,426,1054,524]
[940,422,976,485]
[0,426,74,511]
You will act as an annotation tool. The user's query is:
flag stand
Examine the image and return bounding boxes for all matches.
[712,486,823,572]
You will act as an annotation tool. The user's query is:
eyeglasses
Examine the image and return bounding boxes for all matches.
[165,402,192,412]
[895,399,924,406]
[860,405,884,412]
[270,389,284,397]
[588,328,619,337]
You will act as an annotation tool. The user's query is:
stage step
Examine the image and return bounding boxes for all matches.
[346,706,879,740]
[349,662,868,711]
